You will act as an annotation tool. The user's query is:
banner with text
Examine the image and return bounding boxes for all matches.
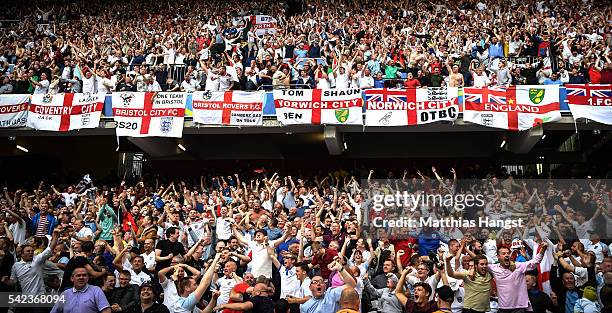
[0,94,29,128]
[365,88,459,126]
[274,88,363,125]
[27,93,104,131]
[464,85,561,131]
[112,92,186,137]
[247,15,278,36]
[192,91,264,126]
[566,84,612,125]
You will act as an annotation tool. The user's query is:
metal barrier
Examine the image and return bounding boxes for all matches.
[257,84,312,90]
[0,20,21,29]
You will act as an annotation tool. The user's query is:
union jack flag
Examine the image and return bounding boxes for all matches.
[464,86,507,104]
[566,84,612,99]
[365,89,408,103]
[566,84,612,125]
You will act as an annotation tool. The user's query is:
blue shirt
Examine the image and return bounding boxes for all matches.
[565,290,579,313]
[374,78,385,88]
[51,284,110,313]
[294,49,308,59]
[543,79,563,85]
[263,227,283,240]
[489,43,504,58]
[277,238,300,262]
[416,230,449,256]
[300,286,345,313]
[175,294,198,313]
[367,59,381,74]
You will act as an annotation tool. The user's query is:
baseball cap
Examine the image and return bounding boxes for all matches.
[254,229,268,237]
[436,285,454,303]
[386,273,399,284]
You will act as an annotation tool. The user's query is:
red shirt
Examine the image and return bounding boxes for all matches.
[599,69,612,84]
[589,67,602,84]
[312,249,338,280]
[224,282,251,313]
[390,237,418,266]
[404,78,421,88]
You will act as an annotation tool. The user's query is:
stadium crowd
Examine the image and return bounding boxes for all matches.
[0,0,611,95]
[0,167,610,313]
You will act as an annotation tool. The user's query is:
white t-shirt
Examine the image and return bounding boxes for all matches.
[61,192,78,206]
[248,240,274,278]
[11,247,52,294]
[472,72,490,87]
[580,239,608,264]
[359,76,374,89]
[573,266,589,287]
[76,226,93,240]
[141,250,156,270]
[334,73,350,89]
[82,76,96,93]
[34,79,49,94]
[161,277,180,311]
[205,70,220,91]
[215,218,232,241]
[186,220,206,247]
[218,74,233,91]
[97,77,114,94]
[180,79,198,92]
[121,258,152,286]
[572,220,594,239]
[317,77,330,90]
[9,220,27,245]
[212,276,237,306]
[279,265,300,299]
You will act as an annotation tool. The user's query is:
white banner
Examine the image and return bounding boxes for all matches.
[192,91,263,126]
[566,84,612,125]
[365,88,459,126]
[464,85,561,131]
[0,94,29,128]
[274,88,363,125]
[27,93,105,131]
[112,92,186,137]
[247,15,278,36]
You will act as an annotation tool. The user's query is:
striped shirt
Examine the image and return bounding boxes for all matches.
[35,214,49,237]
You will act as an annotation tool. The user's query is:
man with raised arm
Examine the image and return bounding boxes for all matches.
[300,259,356,313]
[487,243,549,313]
[172,253,221,313]
[446,254,492,313]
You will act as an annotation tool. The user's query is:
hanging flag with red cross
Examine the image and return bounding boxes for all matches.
[27,93,105,131]
[112,92,186,137]
[192,91,264,126]
[0,94,30,128]
[274,88,363,125]
[463,85,561,131]
[245,15,278,36]
[364,88,459,126]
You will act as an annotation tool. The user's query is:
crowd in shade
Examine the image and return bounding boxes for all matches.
[0,166,610,313]
[0,0,611,96]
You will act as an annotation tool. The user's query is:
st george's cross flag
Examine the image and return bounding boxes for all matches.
[112,92,186,137]
[27,93,105,131]
[365,88,459,126]
[274,88,363,125]
[566,84,612,125]
[247,15,278,36]
[192,91,264,126]
[463,85,561,131]
[0,94,29,128]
